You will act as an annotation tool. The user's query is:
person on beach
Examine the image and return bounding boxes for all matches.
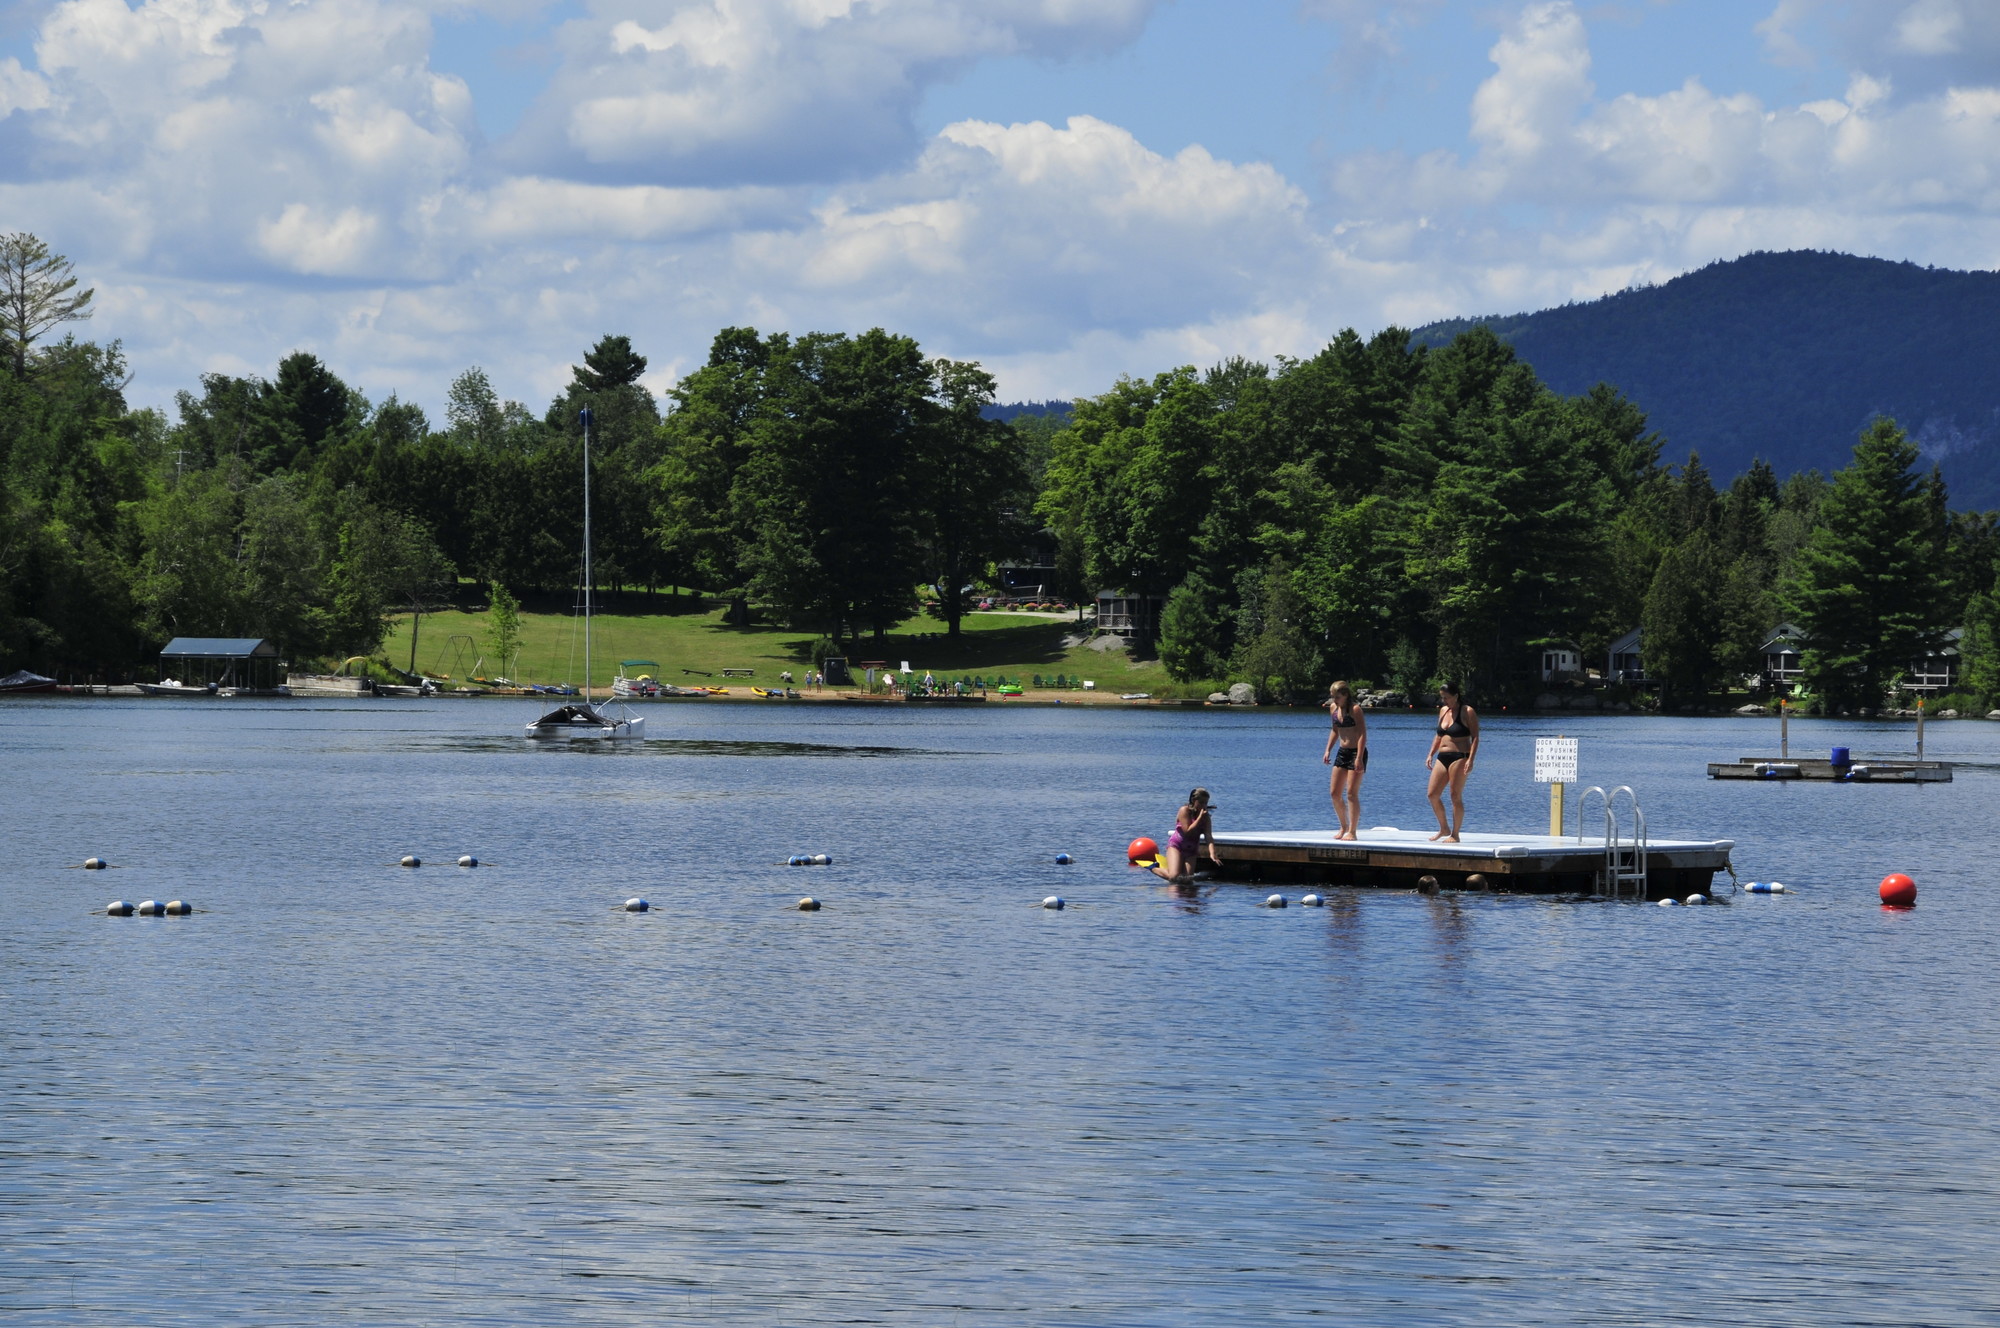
[1424,681,1480,842]
[1322,680,1368,840]
[1152,788,1220,882]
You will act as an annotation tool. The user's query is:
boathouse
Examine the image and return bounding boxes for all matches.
[160,637,284,690]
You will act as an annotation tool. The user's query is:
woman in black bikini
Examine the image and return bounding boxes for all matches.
[1321,681,1367,840]
[1424,681,1479,842]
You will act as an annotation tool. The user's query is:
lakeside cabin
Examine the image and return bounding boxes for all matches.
[1607,627,1645,684]
[160,637,284,690]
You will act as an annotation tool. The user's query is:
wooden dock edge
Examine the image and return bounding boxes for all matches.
[1209,841,1724,899]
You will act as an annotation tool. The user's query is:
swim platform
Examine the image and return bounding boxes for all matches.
[1208,826,1734,898]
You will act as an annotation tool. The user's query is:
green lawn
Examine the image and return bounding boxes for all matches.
[379,604,1175,694]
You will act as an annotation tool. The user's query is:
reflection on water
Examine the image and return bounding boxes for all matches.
[383,734,971,758]
[4,697,2000,1326]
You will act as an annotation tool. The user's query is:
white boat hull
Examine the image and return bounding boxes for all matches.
[523,704,645,740]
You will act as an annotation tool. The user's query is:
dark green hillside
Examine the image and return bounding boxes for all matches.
[1412,251,2000,506]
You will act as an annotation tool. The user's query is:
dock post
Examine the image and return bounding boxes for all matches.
[1917,695,1925,761]
[1780,697,1788,758]
[1549,781,1565,837]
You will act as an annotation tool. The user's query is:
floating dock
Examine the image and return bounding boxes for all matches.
[1707,757,1952,782]
[1208,827,1733,898]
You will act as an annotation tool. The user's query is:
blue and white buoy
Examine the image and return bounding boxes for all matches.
[1264,894,1288,908]
[622,897,650,912]
[1300,893,1324,907]
[1744,881,1787,894]
[797,896,822,911]
[1042,896,1065,910]
[1054,853,1073,865]
[400,855,421,869]
[105,900,134,916]
[458,855,478,868]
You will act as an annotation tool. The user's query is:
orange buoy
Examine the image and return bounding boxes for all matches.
[1879,873,1917,908]
[1128,837,1158,863]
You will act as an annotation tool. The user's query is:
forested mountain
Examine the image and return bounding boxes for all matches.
[1412,251,2000,507]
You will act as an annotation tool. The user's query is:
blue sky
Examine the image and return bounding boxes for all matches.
[2,1,1996,413]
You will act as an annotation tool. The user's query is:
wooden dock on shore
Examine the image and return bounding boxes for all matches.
[1707,757,1952,782]
[1209,827,1734,898]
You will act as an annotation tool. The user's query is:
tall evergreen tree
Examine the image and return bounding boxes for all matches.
[1783,418,1953,709]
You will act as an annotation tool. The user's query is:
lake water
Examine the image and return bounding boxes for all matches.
[4,697,1999,1326]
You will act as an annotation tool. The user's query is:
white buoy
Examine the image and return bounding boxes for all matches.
[400,855,421,868]
[137,899,164,916]
[1042,895,1065,910]
[622,897,650,912]
[1745,881,1787,894]
[797,896,822,911]
[1300,893,1324,907]
[811,854,831,866]
[1685,893,1708,906]
[106,900,133,916]
[165,901,192,916]
[1658,898,1680,907]
[457,855,478,868]
[83,857,106,870]
[1265,894,1288,908]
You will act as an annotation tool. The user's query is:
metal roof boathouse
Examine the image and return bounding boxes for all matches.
[159,638,286,692]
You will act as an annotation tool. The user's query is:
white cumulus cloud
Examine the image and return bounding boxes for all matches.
[503,0,1159,185]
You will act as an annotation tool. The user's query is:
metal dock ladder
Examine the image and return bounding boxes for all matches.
[1576,785,1648,899]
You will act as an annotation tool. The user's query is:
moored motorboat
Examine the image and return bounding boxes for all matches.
[612,661,662,698]
[137,680,218,697]
[0,669,58,694]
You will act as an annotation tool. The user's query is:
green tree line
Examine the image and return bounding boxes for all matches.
[4,234,1996,709]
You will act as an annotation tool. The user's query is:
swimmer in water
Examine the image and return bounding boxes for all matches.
[1152,787,1219,882]
[1322,680,1367,840]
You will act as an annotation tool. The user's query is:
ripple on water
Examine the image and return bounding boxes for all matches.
[2,700,1999,1325]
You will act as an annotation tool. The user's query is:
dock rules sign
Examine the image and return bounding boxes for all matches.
[1534,737,1578,784]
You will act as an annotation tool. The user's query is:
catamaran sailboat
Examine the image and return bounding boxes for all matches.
[524,406,645,741]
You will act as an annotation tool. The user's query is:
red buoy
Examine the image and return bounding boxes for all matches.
[1879,873,1917,908]
[1128,837,1158,863]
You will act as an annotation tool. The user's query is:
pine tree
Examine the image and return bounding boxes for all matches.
[1783,418,1952,709]
[1641,532,1724,708]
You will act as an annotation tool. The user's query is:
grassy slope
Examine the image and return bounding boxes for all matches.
[379,604,1174,693]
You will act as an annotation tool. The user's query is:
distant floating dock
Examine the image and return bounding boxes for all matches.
[1209,827,1733,898]
[1707,757,1952,782]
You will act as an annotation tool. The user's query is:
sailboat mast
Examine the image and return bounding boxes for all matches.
[581,406,593,703]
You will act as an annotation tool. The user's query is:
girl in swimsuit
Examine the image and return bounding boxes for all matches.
[1152,787,1218,883]
[1321,680,1367,840]
[1423,681,1479,842]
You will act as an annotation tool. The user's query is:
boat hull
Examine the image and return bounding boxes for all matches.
[523,704,645,740]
